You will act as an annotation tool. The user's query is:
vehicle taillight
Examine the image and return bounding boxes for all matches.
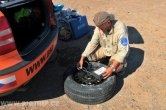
[47,0,56,26]
[0,11,16,55]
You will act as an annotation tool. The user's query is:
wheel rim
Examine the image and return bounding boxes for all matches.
[73,72,103,85]
[72,62,107,85]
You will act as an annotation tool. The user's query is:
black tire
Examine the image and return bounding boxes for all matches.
[64,64,116,104]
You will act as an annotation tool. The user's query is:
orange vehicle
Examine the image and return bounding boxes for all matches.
[0,0,58,96]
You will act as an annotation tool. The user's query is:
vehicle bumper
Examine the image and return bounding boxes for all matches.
[0,32,58,95]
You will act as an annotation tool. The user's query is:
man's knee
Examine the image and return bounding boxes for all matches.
[87,54,97,61]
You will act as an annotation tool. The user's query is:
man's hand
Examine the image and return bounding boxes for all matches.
[78,56,86,69]
[102,60,120,79]
[102,67,113,79]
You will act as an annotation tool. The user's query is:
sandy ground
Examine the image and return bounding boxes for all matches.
[0,0,166,110]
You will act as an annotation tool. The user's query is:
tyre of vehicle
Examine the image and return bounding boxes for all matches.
[64,62,116,104]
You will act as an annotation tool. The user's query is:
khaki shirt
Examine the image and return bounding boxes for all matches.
[82,20,129,63]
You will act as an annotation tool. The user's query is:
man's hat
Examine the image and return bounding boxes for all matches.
[93,11,115,26]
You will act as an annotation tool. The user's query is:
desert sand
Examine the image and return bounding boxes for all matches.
[0,0,165,110]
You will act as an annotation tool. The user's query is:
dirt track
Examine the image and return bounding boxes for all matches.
[0,0,166,110]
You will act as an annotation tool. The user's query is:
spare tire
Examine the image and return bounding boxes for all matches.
[64,62,116,104]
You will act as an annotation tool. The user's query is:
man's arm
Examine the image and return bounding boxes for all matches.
[81,27,100,57]
[78,27,100,69]
[103,28,129,78]
[111,31,129,63]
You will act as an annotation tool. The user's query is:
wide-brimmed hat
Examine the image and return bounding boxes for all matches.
[93,11,115,26]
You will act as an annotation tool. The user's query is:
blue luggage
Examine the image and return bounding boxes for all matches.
[68,16,90,39]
